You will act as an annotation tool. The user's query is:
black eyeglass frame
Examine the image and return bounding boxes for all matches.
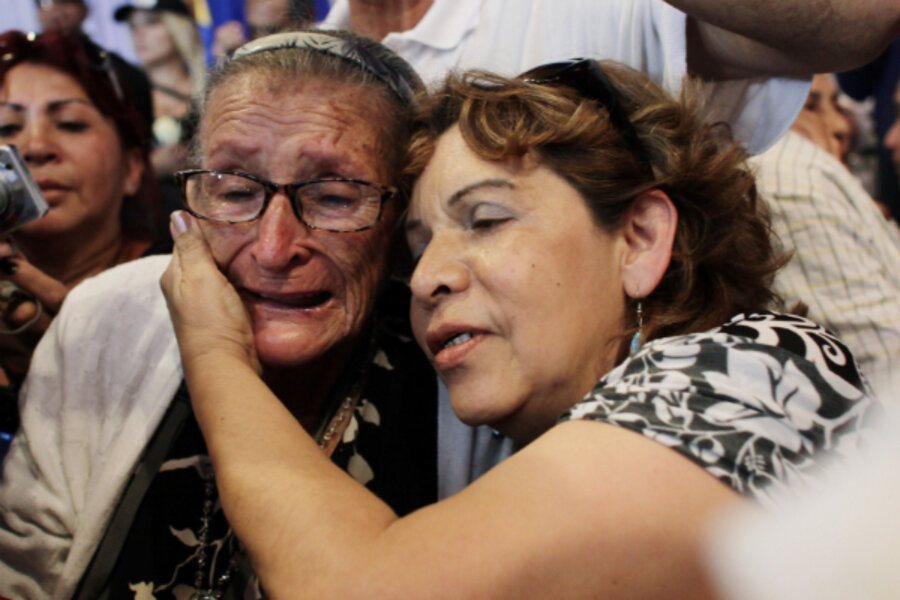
[175,169,397,233]
[521,58,654,179]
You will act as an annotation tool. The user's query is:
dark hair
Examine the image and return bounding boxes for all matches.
[406,61,788,352]
[288,0,316,23]
[197,28,423,204]
[0,31,160,240]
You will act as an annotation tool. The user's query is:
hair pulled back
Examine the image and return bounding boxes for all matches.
[196,29,423,205]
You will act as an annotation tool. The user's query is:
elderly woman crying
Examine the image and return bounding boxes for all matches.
[0,31,452,600]
[161,60,873,599]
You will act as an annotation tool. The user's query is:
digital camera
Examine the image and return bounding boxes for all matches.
[0,145,48,236]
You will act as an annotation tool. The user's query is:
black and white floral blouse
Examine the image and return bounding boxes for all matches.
[561,311,873,506]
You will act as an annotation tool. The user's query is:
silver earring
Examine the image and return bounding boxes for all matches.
[629,301,643,355]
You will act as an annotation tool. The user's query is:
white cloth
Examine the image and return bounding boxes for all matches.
[755,131,900,405]
[0,256,181,600]
[0,254,505,598]
[707,415,900,600]
[322,0,808,155]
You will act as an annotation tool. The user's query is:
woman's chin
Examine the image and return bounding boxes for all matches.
[252,323,353,371]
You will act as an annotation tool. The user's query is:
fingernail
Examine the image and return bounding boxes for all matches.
[0,258,17,276]
[170,211,192,236]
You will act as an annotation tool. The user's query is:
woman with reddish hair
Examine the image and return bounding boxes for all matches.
[0,31,165,432]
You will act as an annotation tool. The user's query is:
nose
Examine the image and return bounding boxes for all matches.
[885,119,900,157]
[825,105,852,158]
[409,233,470,307]
[19,119,58,168]
[251,193,314,270]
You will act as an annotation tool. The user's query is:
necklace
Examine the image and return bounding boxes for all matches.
[189,367,367,599]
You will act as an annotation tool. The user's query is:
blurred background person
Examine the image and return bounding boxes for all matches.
[35,0,90,35]
[11,0,141,63]
[210,0,317,64]
[881,76,900,193]
[791,74,854,164]
[753,72,900,405]
[115,0,206,216]
[0,31,166,448]
[840,39,900,221]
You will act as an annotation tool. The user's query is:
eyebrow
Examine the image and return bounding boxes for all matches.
[0,98,94,113]
[406,178,515,233]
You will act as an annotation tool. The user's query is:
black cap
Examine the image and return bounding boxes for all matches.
[113,0,191,22]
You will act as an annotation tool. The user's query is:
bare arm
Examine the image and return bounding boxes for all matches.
[161,214,740,599]
[670,0,900,78]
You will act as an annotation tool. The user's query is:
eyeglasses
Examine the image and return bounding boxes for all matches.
[175,169,397,233]
[232,31,418,104]
[521,59,654,178]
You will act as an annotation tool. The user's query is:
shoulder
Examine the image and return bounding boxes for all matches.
[564,311,873,501]
[65,254,171,306]
[592,311,867,398]
[55,255,171,334]
[30,254,178,394]
[753,131,864,202]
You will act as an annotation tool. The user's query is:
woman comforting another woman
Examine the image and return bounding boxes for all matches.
[162,58,872,598]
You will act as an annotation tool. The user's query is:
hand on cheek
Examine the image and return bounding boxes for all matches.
[161,211,262,377]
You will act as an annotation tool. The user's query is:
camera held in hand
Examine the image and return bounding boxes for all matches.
[0,145,48,236]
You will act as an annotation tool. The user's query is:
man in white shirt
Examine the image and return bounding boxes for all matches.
[322,0,900,155]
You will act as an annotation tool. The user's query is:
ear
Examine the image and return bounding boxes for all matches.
[122,147,145,197]
[620,189,677,299]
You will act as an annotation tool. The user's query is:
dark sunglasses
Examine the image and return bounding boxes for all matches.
[521,59,654,178]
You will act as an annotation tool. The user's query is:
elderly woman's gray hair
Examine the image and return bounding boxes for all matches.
[194,29,424,201]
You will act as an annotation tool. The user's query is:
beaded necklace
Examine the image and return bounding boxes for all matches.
[189,355,369,599]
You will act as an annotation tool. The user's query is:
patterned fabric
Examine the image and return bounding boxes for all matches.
[101,283,438,599]
[563,311,872,506]
[753,131,900,403]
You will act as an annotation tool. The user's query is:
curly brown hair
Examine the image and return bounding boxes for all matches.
[405,61,788,352]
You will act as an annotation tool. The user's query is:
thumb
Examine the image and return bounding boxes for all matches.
[169,210,215,269]
[169,210,209,259]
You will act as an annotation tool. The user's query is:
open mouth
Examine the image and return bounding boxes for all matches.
[428,330,486,356]
[242,289,333,309]
[442,332,482,350]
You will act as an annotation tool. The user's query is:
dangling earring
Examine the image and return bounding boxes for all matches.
[629,301,643,356]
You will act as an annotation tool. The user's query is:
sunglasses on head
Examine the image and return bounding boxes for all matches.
[521,59,654,178]
[0,31,124,102]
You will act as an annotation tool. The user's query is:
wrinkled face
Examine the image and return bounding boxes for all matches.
[197,72,398,369]
[0,63,140,242]
[128,10,178,67]
[407,127,627,443]
[884,82,900,176]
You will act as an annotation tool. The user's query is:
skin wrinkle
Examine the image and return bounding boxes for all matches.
[197,72,399,425]
[409,127,626,444]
